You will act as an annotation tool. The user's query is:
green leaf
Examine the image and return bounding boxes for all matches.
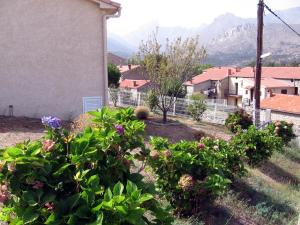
[22,208,39,224]
[65,193,80,211]
[45,214,56,224]
[53,163,71,177]
[87,175,100,187]
[113,182,124,196]
[104,188,112,201]
[116,205,128,215]
[7,147,23,157]
[138,193,153,204]
[102,200,113,210]
[88,213,103,225]
[112,195,125,204]
[126,180,137,195]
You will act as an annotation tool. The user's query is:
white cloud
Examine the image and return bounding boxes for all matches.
[108,0,300,35]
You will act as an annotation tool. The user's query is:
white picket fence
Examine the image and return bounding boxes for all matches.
[108,89,237,125]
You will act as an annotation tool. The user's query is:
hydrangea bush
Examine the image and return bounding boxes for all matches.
[0,107,173,225]
[225,109,253,133]
[231,125,283,167]
[266,120,295,145]
[147,137,246,216]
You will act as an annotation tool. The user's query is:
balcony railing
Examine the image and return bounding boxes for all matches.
[224,89,242,96]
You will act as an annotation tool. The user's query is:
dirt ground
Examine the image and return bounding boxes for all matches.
[145,115,232,143]
[0,116,71,148]
[0,116,44,148]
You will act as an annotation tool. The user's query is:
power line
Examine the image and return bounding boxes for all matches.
[264,3,300,38]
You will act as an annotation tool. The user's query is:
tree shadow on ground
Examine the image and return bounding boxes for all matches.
[258,161,300,186]
[231,180,297,219]
[205,205,256,225]
[144,116,226,143]
[144,118,202,143]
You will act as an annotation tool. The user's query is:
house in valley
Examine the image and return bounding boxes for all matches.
[0,0,121,120]
[185,67,300,107]
[261,94,300,125]
[183,67,233,99]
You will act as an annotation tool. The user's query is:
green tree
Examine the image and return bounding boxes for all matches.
[187,93,207,121]
[135,34,206,123]
[108,63,121,87]
[194,64,213,75]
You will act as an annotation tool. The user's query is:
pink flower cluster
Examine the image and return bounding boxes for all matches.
[42,140,56,152]
[32,181,44,190]
[0,184,9,203]
[45,202,55,211]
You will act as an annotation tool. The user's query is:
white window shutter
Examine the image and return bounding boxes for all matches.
[83,97,103,113]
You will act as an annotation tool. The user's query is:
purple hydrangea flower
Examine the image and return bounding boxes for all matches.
[114,124,125,135]
[41,116,61,129]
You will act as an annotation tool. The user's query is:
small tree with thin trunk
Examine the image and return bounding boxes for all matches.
[135,34,206,123]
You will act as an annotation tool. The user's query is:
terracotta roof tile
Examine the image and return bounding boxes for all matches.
[234,67,300,79]
[184,67,235,85]
[118,65,140,74]
[261,94,300,115]
[120,79,150,89]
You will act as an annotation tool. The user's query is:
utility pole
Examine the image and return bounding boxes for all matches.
[254,0,264,127]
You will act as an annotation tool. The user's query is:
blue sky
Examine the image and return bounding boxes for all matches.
[108,0,300,35]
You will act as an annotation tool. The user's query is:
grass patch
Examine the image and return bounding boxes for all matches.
[147,144,300,225]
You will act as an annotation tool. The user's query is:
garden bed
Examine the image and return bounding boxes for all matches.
[0,114,299,225]
[0,116,71,148]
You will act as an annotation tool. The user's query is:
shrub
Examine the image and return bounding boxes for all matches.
[109,88,119,107]
[146,90,159,112]
[187,93,207,122]
[0,107,173,225]
[148,137,246,216]
[192,130,214,141]
[134,106,150,120]
[266,121,295,145]
[231,125,283,167]
[225,109,253,133]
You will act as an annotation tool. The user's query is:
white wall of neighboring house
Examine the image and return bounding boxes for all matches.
[227,77,295,107]
[0,0,119,120]
[275,78,300,95]
[186,80,212,96]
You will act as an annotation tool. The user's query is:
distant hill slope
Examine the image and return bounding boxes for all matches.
[108,6,300,66]
[205,23,300,66]
[108,52,127,65]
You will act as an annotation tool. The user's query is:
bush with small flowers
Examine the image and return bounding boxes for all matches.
[0,107,173,225]
[147,136,246,216]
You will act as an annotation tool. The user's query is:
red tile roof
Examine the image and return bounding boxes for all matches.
[245,78,293,89]
[185,67,300,86]
[118,65,140,74]
[184,67,235,85]
[261,94,300,115]
[234,67,300,79]
[120,79,150,89]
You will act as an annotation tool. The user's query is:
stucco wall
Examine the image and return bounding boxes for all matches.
[269,111,300,126]
[228,77,295,106]
[0,0,107,120]
[186,81,212,96]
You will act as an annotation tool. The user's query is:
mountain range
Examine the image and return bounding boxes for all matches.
[108,6,300,66]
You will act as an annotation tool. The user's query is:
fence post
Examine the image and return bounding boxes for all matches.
[137,92,141,106]
[213,104,217,123]
[173,99,176,116]
[118,91,121,106]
